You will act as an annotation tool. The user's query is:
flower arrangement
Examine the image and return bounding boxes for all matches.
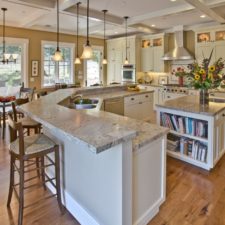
[187,50,225,89]
[172,66,188,77]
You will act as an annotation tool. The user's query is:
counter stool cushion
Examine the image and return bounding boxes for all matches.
[10,134,55,155]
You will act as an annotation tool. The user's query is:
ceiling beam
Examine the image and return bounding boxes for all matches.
[65,5,123,25]
[128,3,194,25]
[184,0,225,23]
[129,23,159,34]
[59,0,77,11]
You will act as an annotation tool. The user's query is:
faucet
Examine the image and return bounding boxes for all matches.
[71,94,83,102]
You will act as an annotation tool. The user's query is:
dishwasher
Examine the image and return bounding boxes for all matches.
[104,97,124,116]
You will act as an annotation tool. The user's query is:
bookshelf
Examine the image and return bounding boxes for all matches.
[156,106,225,170]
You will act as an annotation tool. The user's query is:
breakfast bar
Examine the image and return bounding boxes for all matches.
[19,85,168,225]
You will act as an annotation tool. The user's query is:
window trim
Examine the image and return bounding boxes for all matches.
[0,37,29,87]
[83,45,104,87]
[41,40,75,88]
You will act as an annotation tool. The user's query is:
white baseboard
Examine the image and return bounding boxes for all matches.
[46,183,100,225]
[133,197,164,225]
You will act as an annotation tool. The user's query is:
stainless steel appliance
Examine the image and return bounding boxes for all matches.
[121,64,136,83]
[104,97,124,116]
[163,84,188,102]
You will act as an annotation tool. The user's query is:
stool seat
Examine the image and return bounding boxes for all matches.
[10,134,55,156]
[18,117,40,128]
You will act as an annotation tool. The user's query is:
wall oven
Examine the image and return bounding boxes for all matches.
[121,64,136,83]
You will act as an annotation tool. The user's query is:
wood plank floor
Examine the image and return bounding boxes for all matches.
[1,130,225,225]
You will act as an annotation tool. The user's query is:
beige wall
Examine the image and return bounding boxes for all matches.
[0,26,104,90]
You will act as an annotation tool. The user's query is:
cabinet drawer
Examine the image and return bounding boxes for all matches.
[124,93,153,106]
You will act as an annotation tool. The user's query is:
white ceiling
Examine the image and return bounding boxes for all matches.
[0,0,225,38]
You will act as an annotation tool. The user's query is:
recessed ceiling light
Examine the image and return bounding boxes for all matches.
[151,24,156,27]
[114,31,118,34]
[200,14,206,18]
[170,0,177,2]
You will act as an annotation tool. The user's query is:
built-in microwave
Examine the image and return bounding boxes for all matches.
[121,64,136,83]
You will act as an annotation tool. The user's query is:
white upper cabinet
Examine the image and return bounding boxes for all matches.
[107,36,140,84]
[195,28,225,71]
[140,34,168,73]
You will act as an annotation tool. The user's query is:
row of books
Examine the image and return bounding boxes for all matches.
[180,138,207,162]
[161,113,208,138]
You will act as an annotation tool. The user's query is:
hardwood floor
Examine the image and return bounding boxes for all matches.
[1,129,225,225]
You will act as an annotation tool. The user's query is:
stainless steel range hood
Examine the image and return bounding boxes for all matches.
[162,30,194,61]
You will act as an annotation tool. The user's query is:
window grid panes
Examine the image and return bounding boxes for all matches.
[0,45,22,96]
[43,45,73,87]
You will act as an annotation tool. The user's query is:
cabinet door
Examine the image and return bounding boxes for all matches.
[107,61,115,84]
[215,115,225,161]
[142,101,153,121]
[141,47,153,72]
[215,42,225,73]
[195,43,215,64]
[124,103,140,119]
[153,47,164,72]
[114,62,122,83]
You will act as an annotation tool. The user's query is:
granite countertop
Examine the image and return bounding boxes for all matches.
[156,95,225,116]
[20,85,168,153]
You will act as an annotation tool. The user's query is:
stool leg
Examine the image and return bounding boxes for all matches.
[27,128,30,136]
[55,147,64,213]
[18,159,25,225]
[41,156,46,190]
[7,154,15,207]
[36,158,40,178]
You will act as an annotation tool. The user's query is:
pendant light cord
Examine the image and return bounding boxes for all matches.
[57,0,59,50]
[87,0,89,45]
[76,2,80,57]
[1,8,6,57]
[102,10,107,59]
[124,16,129,60]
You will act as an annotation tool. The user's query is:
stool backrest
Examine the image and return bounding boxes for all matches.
[8,114,25,156]
[12,98,29,122]
[19,86,36,101]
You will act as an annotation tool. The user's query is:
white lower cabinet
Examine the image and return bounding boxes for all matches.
[124,93,154,121]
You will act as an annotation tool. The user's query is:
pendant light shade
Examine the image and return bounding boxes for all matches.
[102,10,108,65]
[75,2,81,64]
[124,16,129,65]
[53,0,63,61]
[1,8,18,64]
[81,0,93,59]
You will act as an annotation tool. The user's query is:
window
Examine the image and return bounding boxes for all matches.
[42,41,74,87]
[0,38,28,96]
[84,46,103,87]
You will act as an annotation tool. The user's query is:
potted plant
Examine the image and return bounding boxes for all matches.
[187,49,225,104]
[172,67,188,86]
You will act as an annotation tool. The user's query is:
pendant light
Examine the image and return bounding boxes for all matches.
[81,0,93,59]
[1,8,18,64]
[124,16,129,65]
[102,10,108,65]
[52,0,63,61]
[74,2,81,64]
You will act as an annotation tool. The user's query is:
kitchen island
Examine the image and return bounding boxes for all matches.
[20,85,168,225]
[156,95,225,170]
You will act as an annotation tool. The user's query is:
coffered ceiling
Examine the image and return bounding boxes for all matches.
[0,0,225,38]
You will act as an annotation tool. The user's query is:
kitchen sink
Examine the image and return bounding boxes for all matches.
[72,98,99,110]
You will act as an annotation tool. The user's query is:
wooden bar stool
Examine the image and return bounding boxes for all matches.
[7,115,63,225]
[11,98,42,135]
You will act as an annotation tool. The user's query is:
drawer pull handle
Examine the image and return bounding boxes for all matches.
[139,102,142,104]
[222,114,225,117]
[131,98,134,100]
[145,95,149,98]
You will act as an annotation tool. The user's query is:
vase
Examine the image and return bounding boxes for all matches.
[178,76,183,86]
[199,89,209,105]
